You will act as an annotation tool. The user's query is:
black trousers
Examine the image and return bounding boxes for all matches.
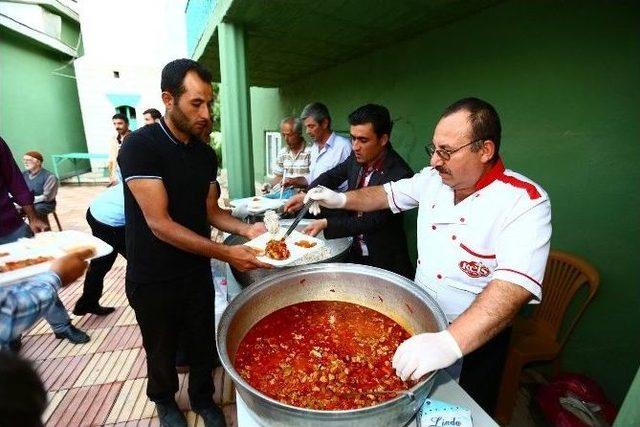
[125,270,216,409]
[459,326,512,416]
[75,210,126,309]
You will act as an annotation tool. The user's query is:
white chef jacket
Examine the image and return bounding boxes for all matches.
[305,132,352,191]
[383,159,551,322]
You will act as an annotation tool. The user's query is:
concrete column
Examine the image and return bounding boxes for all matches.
[218,22,254,199]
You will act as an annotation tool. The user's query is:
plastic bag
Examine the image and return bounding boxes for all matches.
[211,258,228,333]
[537,373,617,427]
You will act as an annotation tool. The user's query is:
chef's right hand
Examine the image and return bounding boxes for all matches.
[303,186,347,215]
[225,245,272,272]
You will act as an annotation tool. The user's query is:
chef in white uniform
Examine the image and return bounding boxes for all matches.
[303,97,552,413]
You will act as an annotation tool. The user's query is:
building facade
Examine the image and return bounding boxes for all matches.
[0,0,87,177]
[74,0,187,170]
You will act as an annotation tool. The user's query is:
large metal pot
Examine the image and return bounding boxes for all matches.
[223,219,353,288]
[217,263,448,426]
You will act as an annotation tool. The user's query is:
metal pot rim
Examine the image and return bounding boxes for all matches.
[217,262,449,415]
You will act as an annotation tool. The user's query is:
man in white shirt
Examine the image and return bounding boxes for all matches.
[107,113,131,186]
[303,97,552,414]
[284,102,351,191]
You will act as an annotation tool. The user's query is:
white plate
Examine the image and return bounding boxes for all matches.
[229,196,285,214]
[0,230,113,287]
[243,228,324,267]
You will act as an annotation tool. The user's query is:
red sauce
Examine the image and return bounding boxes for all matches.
[235,301,412,410]
[265,239,290,260]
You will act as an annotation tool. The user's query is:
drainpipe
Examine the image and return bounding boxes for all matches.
[218,22,254,199]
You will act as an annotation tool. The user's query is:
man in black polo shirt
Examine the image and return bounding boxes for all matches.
[118,59,269,427]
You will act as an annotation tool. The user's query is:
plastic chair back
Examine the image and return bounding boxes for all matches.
[531,250,599,347]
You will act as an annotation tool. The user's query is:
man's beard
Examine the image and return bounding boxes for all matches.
[169,103,202,140]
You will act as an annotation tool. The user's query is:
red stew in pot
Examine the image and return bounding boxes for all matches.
[234,301,412,410]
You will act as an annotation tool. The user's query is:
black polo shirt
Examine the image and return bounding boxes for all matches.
[118,119,218,284]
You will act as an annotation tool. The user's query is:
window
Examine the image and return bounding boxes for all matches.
[113,71,120,78]
[265,131,282,177]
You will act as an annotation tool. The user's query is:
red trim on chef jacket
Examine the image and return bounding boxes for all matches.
[474,158,541,200]
[497,174,541,200]
[495,268,542,287]
[459,243,496,259]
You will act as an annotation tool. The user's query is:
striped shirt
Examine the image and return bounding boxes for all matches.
[273,145,311,178]
[0,271,61,349]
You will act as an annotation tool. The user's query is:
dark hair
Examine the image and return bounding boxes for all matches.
[441,97,501,161]
[161,58,212,100]
[300,102,331,127]
[348,104,393,137]
[0,352,47,427]
[143,108,162,120]
[112,113,128,124]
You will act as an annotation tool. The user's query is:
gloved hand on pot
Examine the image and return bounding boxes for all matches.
[392,330,463,381]
[303,186,347,216]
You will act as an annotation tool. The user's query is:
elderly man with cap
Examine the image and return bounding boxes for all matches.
[21,151,59,220]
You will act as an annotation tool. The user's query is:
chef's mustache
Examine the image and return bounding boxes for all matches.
[435,166,451,175]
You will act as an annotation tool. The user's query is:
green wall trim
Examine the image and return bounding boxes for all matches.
[218,22,254,199]
[192,0,233,61]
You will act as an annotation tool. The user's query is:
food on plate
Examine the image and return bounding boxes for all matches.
[0,256,55,273]
[235,301,412,410]
[263,210,280,235]
[294,240,317,248]
[0,252,8,257]
[265,238,290,260]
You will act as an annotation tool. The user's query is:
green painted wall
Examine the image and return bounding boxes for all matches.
[249,0,640,404]
[615,367,640,426]
[0,28,87,177]
[249,87,285,181]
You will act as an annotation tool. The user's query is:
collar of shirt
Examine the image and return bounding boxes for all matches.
[287,144,309,158]
[473,157,542,199]
[317,132,337,152]
[364,148,387,174]
[474,157,505,191]
[357,148,387,188]
[27,169,43,179]
[158,118,199,148]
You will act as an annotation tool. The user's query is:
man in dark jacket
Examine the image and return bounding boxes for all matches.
[285,104,414,278]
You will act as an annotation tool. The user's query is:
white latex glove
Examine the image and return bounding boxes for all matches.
[392,331,463,381]
[303,185,347,216]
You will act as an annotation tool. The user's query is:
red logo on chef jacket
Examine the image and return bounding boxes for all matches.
[458,260,491,278]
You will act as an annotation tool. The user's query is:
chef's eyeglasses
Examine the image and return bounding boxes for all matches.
[425,139,484,161]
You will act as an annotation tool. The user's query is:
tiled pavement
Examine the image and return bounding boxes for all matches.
[21,183,238,426]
